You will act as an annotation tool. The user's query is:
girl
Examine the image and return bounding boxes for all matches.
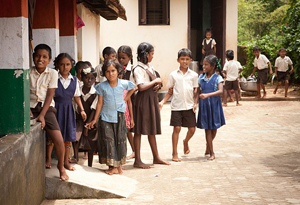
[86,59,135,175]
[117,45,135,160]
[197,55,225,161]
[46,53,87,170]
[75,67,98,167]
[133,42,170,169]
[201,28,217,66]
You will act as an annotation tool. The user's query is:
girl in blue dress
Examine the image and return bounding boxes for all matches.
[197,55,225,161]
[86,59,135,175]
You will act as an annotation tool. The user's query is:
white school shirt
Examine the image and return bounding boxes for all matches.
[95,63,107,83]
[30,67,58,108]
[223,60,243,81]
[133,62,157,85]
[167,68,199,111]
[275,56,293,72]
[58,73,81,97]
[125,62,135,83]
[75,85,98,113]
[254,54,270,70]
[202,38,216,49]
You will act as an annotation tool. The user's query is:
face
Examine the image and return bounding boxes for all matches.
[33,49,51,71]
[205,32,212,39]
[57,57,72,77]
[147,49,154,63]
[202,59,214,73]
[105,65,118,82]
[279,50,286,58]
[253,50,260,57]
[118,52,131,66]
[82,73,96,88]
[177,55,192,69]
[105,53,117,60]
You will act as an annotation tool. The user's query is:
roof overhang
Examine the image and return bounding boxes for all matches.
[77,0,127,21]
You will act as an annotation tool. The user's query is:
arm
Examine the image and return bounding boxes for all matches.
[127,98,135,128]
[85,95,103,129]
[193,87,199,113]
[200,82,223,99]
[137,78,162,92]
[274,67,278,76]
[74,96,87,121]
[124,88,135,102]
[268,62,273,74]
[159,89,172,110]
[251,67,257,76]
[213,45,216,53]
[290,64,294,74]
[202,46,205,55]
[36,88,55,129]
[222,70,227,79]
[83,109,95,136]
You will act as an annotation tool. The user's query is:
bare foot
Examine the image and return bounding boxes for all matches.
[83,152,88,159]
[133,161,151,169]
[285,95,289,98]
[117,167,123,175]
[45,158,51,169]
[222,103,227,107]
[64,163,75,171]
[153,158,171,165]
[58,166,69,181]
[207,154,215,161]
[229,98,234,102]
[183,139,190,154]
[126,152,135,160]
[172,154,181,162]
[68,158,77,164]
[262,92,267,98]
[273,90,277,94]
[105,167,119,175]
[255,95,261,99]
[236,103,242,106]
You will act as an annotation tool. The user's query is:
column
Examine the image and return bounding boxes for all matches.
[0,0,30,135]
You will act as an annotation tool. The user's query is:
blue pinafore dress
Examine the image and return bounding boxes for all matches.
[197,73,225,129]
[54,77,77,142]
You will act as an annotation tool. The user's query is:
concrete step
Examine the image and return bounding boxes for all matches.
[45,160,137,199]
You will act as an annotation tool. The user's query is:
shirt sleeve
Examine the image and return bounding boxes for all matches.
[215,75,224,91]
[237,61,243,70]
[262,55,270,63]
[133,67,145,85]
[274,58,279,68]
[212,39,216,45]
[90,95,98,110]
[193,73,199,88]
[74,79,81,97]
[95,83,103,96]
[49,69,58,89]
[202,39,205,46]
[167,73,174,88]
[287,57,293,65]
[223,62,228,71]
[126,80,136,90]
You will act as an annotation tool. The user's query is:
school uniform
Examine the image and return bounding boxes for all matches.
[254,54,270,84]
[167,67,198,127]
[95,79,135,167]
[275,56,293,82]
[223,60,243,90]
[95,64,107,83]
[201,38,216,65]
[30,67,60,130]
[197,73,225,129]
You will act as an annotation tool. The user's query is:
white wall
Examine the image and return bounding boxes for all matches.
[99,0,188,88]
[226,0,238,60]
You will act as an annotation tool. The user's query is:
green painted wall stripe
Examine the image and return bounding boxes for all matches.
[0,69,30,135]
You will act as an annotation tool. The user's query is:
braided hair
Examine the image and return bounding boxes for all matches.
[137,42,154,64]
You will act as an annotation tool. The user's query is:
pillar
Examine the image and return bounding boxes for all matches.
[59,0,78,61]
[0,0,30,135]
[32,0,59,67]
[226,0,238,60]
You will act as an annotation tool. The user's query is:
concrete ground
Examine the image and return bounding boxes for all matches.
[42,90,300,204]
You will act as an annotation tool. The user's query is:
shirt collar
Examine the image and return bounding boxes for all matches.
[59,73,73,80]
[201,73,216,81]
[81,84,96,95]
[33,66,50,75]
[125,63,132,71]
[137,61,150,70]
[177,67,191,74]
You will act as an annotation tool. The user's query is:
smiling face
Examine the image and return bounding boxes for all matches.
[33,49,51,72]
[202,59,214,74]
[57,57,72,78]
[147,49,154,63]
[82,73,96,88]
[118,52,131,66]
[177,55,192,70]
[104,65,118,82]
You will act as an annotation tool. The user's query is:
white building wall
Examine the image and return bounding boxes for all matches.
[226,0,238,60]
[99,0,189,88]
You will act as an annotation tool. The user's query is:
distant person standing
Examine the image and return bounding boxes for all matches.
[201,28,217,66]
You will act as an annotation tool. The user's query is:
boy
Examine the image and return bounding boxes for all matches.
[251,46,273,98]
[222,50,243,106]
[30,44,68,181]
[159,48,198,162]
[273,48,293,97]
[95,46,117,84]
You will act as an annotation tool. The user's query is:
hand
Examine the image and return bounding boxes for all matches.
[269,70,273,75]
[168,87,173,95]
[200,94,208,99]
[83,127,88,137]
[130,119,135,128]
[290,70,293,75]
[81,110,87,122]
[275,72,277,77]
[85,119,97,129]
[250,73,254,77]
[153,84,160,92]
[155,78,162,84]
[36,114,46,130]
[193,104,197,113]
[202,49,205,55]
[159,102,163,110]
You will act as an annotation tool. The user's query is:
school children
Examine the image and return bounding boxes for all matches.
[30,44,69,180]
[197,55,226,161]
[273,48,294,97]
[95,47,117,84]
[159,48,198,162]
[201,28,217,67]
[222,50,243,106]
[251,46,273,98]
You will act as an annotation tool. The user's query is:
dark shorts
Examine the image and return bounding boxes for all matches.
[31,102,60,131]
[170,109,196,127]
[225,80,239,90]
[277,71,289,82]
[257,68,268,84]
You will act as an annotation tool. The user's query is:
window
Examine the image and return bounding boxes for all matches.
[139,0,170,25]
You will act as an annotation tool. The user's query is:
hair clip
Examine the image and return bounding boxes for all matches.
[83,67,91,74]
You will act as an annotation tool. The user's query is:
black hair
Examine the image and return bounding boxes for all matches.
[205,28,213,35]
[178,48,192,59]
[101,59,123,77]
[252,46,260,51]
[204,55,218,68]
[75,61,88,73]
[279,48,286,52]
[53,53,75,69]
[118,69,125,78]
[118,45,133,65]
[102,46,116,58]
[226,50,234,60]
[33,44,52,59]
[81,67,97,78]
[137,42,154,64]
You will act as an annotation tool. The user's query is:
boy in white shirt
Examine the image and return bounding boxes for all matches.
[222,50,243,106]
[273,48,294,97]
[251,46,273,98]
[159,48,198,162]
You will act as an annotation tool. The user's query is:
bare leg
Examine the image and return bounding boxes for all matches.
[45,129,69,181]
[148,135,170,165]
[223,89,228,106]
[69,141,78,163]
[133,134,150,169]
[261,83,266,98]
[256,83,261,98]
[88,151,93,167]
[235,90,241,106]
[64,145,75,171]
[172,126,181,162]
[126,131,135,160]
[46,143,54,168]
[284,80,289,97]
[183,127,195,155]
[274,82,281,94]
[205,129,215,160]
[229,90,234,102]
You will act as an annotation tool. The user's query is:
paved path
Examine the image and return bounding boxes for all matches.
[42,100,300,204]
